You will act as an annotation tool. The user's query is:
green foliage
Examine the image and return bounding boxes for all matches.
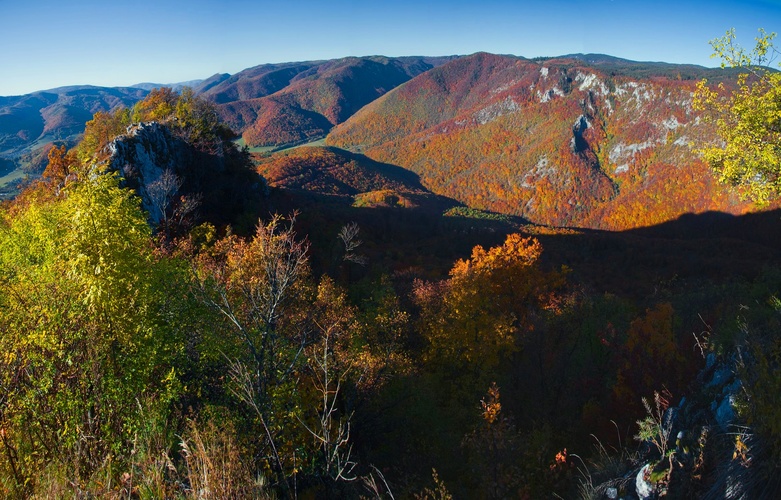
[132,87,234,153]
[634,391,673,458]
[695,29,781,204]
[708,28,778,69]
[0,170,186,493]
[132,87,180,123]
[443,206,509,222]
[730,297,781,451]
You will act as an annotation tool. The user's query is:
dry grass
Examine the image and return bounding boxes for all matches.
[181,418,271,499]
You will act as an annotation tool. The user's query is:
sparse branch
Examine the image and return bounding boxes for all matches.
[227,357,290,493]
[146,168,182,225]
[339,222,367,266]
[191,213,311,495]
[297,307,358,483]
[709,28,779,74]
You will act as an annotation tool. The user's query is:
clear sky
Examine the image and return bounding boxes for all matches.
[0,0,779,96]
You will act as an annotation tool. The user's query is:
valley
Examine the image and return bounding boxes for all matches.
[0,52,759,230]
[1,48,780,498]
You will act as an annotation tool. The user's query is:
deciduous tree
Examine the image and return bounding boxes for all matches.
[420,234,565,375]
[0,171,185,492]
[695,28,781,204]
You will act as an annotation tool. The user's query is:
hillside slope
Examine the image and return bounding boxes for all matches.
[210,56,458,147]
[327,52,754,229]
[0,86,147,160]
[255,145,458,213]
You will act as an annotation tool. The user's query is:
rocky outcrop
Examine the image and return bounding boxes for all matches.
[107,122,191,224]
[585,351,753,499]
[105,120,267,230]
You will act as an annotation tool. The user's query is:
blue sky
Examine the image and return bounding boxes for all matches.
[0,0,779,96]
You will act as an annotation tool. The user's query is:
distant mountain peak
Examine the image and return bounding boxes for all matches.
[130,79,205,91]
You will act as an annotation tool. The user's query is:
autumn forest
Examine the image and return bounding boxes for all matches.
[2,31,781,499]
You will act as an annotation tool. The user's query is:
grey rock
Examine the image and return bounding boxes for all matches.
[706,352,716,369]
[715,394,737,428]
[106,122,186,223]
[636,463,655,500]
[707,366,732,388]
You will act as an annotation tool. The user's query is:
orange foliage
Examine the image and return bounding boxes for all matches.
[76,108,131,163]
[242,99,331,147]
[328,54,758,229]
[612,303,689,412]
[42,144,76,187]
[256,147,427,206]
[419,234,566,372]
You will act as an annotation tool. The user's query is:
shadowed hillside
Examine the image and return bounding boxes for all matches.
[260,164,781,299]
[255,145,461,214]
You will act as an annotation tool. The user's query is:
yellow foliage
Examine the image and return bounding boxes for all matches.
[695,28,781,204]
[421,234,565,372]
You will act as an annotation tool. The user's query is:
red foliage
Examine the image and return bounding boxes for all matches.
[327,53,758,229]
[214,57,446,148]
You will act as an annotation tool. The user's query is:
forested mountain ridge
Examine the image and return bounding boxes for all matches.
[0,56,456,182]
[3,54,781,498]
[210,56,459,147]
[552,52,747,81]
[254,145,459,213]
[327,52,757,229]
[2,52,753,232]
[0,85,148,159]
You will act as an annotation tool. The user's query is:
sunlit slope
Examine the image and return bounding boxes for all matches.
[212,56,457,148]
[328,52,754,229]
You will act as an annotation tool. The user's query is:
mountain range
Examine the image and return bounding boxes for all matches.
[204,55,457,147]
[4,50,781,499]
[0,52,757,229]
[327,52,751,229]
[0,85,147,159]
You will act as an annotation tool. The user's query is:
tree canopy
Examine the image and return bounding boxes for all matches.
[695,28,781,204]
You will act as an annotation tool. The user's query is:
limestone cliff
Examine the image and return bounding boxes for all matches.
[106,121,265,229]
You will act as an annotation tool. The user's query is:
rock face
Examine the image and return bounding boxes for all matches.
[636,464,655,499]
[588,351,753,498]
[107,122,191,224]
[327,53,754,229]
[704,356,741,429]
[105,120,266,229]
